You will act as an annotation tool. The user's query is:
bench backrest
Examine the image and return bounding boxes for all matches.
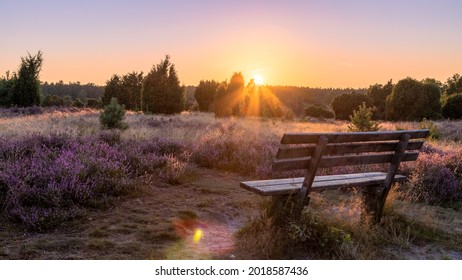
[270,129,429,218]
[273,130,429,172]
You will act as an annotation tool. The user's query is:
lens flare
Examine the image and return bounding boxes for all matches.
[193,228,203,243]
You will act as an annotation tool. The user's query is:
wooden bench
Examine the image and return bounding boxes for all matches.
[240,130,429,222]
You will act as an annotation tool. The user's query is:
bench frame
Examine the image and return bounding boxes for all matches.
[241,129,429,222]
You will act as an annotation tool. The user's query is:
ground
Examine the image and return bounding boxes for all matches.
[0,166,262,259]
[1,165,461,259]
[0,109,461,259]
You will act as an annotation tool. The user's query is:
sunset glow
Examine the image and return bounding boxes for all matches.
[253,74,264,85]
[1,1,462,87]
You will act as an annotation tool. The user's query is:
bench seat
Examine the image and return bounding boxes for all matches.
[240,172,407,196]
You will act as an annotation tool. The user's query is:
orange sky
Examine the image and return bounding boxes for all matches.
[1,0,462,88]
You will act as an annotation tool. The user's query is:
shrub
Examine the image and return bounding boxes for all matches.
[418,118,440,140]
[42,95,64,107]
[304,104,334,119]
[86,98,101,108]
[348,102,380,132]
[386,77,442,121]
[405,152,461,206]
[332,93,373,120]
[100,97,128,129]
[442,93,462,119]
[73,98,84,108]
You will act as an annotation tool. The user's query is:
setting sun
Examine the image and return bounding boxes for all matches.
[253,74,264,85]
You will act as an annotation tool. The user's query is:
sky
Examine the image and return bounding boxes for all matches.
[1,0,462,88]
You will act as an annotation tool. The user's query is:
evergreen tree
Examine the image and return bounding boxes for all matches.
[100,97,127,129]
[348,102,380,132]
[0,76,14,107]
[102,75,122,105]
[366,80,393,119]
[103,72,143,111]
[194,80,219,112]
[12,51,43,107]
[213,72,244,117]
[141,55,184,114]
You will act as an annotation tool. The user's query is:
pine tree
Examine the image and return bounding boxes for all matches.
[141,55,183,114]
[348,102,380,132]
[12,51,43,107]
[100,97,128,129]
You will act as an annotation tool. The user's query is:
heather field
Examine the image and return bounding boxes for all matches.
[0,108,461,259]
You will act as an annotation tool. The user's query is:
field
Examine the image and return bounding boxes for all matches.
[0,108,461,259]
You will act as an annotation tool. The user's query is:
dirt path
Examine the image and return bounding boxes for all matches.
[0,166,263,259]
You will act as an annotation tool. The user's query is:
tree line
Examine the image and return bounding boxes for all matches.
[322,75,462,121]
[102,55,184,114]
[2,51,462,121]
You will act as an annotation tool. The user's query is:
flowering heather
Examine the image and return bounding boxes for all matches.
[405,144,462,205]
[0,133,189,230]
[192,121,278,177]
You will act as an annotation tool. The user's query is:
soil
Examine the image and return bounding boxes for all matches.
[0,166,264,259]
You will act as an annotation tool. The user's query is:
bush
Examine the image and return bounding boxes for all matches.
[348,102,380,132]
[86,98,101,109]
[442,93,462,119]
[405,152,461,206]
[418,118,440,140]
[100,97,128,129]
[304,104,334,118]
[386,77,442,121]
[332,93,373,120]
[42,95,64,107]
[73,98,84,108]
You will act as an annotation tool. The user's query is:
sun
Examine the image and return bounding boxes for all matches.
[253,74,264,85]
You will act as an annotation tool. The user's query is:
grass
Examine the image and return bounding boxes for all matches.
[0,108,461,259]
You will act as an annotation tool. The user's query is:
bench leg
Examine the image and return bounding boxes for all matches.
[362,193,380,223]
[362,191,387,223]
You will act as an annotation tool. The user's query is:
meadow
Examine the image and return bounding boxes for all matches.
[0,107,461,259]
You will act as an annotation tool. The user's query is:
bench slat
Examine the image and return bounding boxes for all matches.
[281,130,429,144]
[273,152,419,171]
[240,172,407,196]
[276,141,424,159]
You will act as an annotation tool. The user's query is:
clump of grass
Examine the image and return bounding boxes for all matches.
[236,189,461,259]
[192,120,278,177]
